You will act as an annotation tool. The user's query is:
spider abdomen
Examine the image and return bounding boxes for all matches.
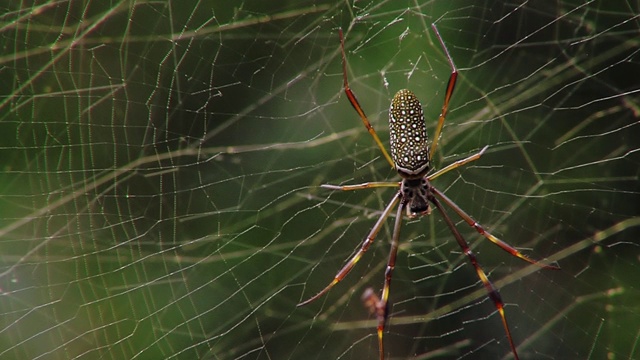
[389,89,430,176]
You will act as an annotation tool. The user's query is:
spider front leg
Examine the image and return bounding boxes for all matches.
[297,192,401,306]
[429,23,459,161]
[339,29,395,168]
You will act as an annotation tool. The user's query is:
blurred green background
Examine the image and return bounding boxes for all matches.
[0,1,638,359]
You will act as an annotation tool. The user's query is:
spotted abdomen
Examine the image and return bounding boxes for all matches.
[389,89,430,176]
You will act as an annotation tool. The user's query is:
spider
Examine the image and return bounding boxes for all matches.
[297,24,559,360]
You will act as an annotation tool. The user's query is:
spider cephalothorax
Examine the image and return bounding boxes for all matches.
[401,177,432,217]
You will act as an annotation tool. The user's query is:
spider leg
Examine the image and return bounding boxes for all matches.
[297,192,402,307]
[322,181,400,191]
[429,23,459,162]
[373,199,405,360]
[427,146,488,181]
[429,194,521,360]
[339,29,395,168]
[432,187,560,269]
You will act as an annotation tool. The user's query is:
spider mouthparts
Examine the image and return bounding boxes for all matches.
[406,204,431,218]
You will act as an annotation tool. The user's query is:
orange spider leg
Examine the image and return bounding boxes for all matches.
[297,192,402,306]
[432,187,560,270]
[339,29,395,168]
[428,194,521,360]
[429,23,458,161]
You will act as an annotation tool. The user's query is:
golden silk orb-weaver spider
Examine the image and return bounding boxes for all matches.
[297,24,560,360]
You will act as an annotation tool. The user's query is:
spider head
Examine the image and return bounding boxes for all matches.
[401,177,432,218]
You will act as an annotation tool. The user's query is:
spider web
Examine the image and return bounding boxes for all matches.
[1,1,639,359]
